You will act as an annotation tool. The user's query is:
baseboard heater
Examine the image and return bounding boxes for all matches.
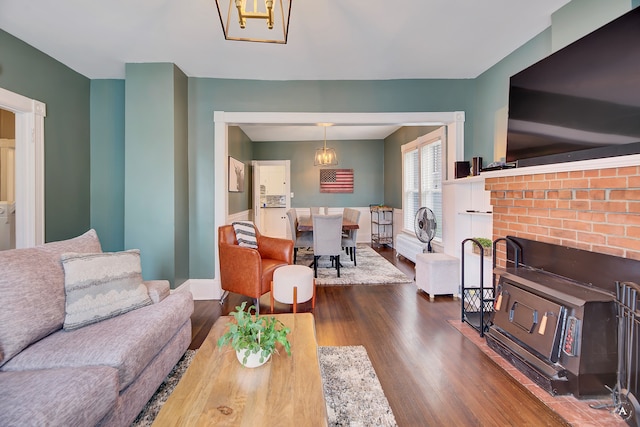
[395,233,425,263]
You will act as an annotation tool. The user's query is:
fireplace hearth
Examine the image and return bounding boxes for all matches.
[486,237,640,398]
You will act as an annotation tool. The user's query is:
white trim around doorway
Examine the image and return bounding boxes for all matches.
[0,87,46,248]
[208,111,465,300]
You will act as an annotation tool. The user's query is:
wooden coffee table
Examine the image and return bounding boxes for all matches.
[153,313,327,426]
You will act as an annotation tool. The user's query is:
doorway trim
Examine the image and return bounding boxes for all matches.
[0,87,46,248]
[210,111,465,299]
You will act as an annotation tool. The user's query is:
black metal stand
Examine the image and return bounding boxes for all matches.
[594,281,640,425]
[461,238,491,336]
[461,237,521,336]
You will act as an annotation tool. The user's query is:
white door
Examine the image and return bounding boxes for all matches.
[252,160,290,238]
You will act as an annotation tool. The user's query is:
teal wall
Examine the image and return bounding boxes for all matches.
[552,0,631,52]
[124,63,189,286]
[173,67,190,286]
[0,29,91,243]
[253,138,384,208]
[228,126,253,214]
[90,80,125,252]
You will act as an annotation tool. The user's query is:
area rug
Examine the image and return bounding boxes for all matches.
[318,345,398,427]
[131,350,196,426]
[133,346,397,427]
[295,244,411,285]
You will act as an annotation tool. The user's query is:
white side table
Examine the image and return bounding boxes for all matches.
[415,253,460,301]
[270,265,315,313]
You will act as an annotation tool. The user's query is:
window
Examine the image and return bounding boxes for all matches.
[401,128,445,241]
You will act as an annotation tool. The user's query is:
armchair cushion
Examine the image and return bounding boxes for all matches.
[232,221,258,249]
[61,250,152,331]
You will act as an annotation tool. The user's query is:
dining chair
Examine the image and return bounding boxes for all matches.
[310,207,325,216]
[286,209,313,263]
[341,209,361,266]
[312,213,343,278]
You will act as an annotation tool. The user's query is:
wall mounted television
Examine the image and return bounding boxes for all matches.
[505,7,640,168]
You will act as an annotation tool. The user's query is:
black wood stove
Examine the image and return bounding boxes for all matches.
[486,237,640,398]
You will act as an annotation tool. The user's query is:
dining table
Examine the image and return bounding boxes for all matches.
[297,215,359,232]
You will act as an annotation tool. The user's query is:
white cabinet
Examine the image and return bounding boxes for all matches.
[261,208,287,238]
[443,176,492,289]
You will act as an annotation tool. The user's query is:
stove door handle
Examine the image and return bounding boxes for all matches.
[509,301,538,334]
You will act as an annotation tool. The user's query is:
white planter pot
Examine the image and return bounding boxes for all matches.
[236,349,271,368]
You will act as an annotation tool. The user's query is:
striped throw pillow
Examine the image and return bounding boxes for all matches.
[61,249,152,330]
[232,221,258,249]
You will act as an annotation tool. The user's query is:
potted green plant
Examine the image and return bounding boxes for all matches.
[472,237,493,257]
[217,301,292,368]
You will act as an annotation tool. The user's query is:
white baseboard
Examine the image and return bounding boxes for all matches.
[172,281,191,294]
[181,278,222,300]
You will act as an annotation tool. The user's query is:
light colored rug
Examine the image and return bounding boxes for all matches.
[295,244,412,285]
[133,346,397,427]
[318,345,398,427]
[131,350,196,426]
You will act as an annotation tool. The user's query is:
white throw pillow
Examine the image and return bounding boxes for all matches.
[61,249,152,330]
[232,221,259,249]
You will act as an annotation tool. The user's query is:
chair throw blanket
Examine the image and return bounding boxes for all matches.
[232,222,258,249]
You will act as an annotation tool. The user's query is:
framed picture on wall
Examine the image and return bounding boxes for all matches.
[320,169,354,193]
[228,156,245,192]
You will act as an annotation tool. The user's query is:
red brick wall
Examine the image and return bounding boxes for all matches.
[486,165,640,262]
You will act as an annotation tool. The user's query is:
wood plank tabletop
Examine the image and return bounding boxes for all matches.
[153,313,327,427]
[297,215,359,232]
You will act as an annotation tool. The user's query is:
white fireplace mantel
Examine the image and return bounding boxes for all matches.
[480,153,640,180]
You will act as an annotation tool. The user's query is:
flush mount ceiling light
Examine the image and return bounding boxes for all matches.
[215,0,292,44]
[314,124,338,166]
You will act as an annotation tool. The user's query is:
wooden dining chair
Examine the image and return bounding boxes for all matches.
[312,214,343,278]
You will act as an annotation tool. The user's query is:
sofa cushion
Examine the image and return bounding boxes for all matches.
[0,229,102,367]
[232,221,258,248]
[0,366,118,427]
[61,249,152,330]
[1,290,194,391]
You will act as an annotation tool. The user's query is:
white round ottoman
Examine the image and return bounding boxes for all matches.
[270,265,315,313]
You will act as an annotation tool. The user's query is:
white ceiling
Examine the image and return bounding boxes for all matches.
[242,124,403,142]
[0,0,570,141]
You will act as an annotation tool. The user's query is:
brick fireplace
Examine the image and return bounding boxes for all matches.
[486,165,640,263]
[481,162,640,403]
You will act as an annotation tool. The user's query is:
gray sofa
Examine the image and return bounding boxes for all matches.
[0,229,194,427]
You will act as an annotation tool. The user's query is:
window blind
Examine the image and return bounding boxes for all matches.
[402,136,442,240]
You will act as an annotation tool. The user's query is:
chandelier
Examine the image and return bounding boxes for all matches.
[215,0,292,44]
[314,125,338,166]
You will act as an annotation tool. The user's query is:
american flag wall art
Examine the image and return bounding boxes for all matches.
[319,169,354,193]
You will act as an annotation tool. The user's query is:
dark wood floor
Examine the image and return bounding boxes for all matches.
[190,246,569,426]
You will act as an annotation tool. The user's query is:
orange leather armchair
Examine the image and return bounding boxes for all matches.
[218,225,294,314]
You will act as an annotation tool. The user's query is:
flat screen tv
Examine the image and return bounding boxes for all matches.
[505,7,640,167]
